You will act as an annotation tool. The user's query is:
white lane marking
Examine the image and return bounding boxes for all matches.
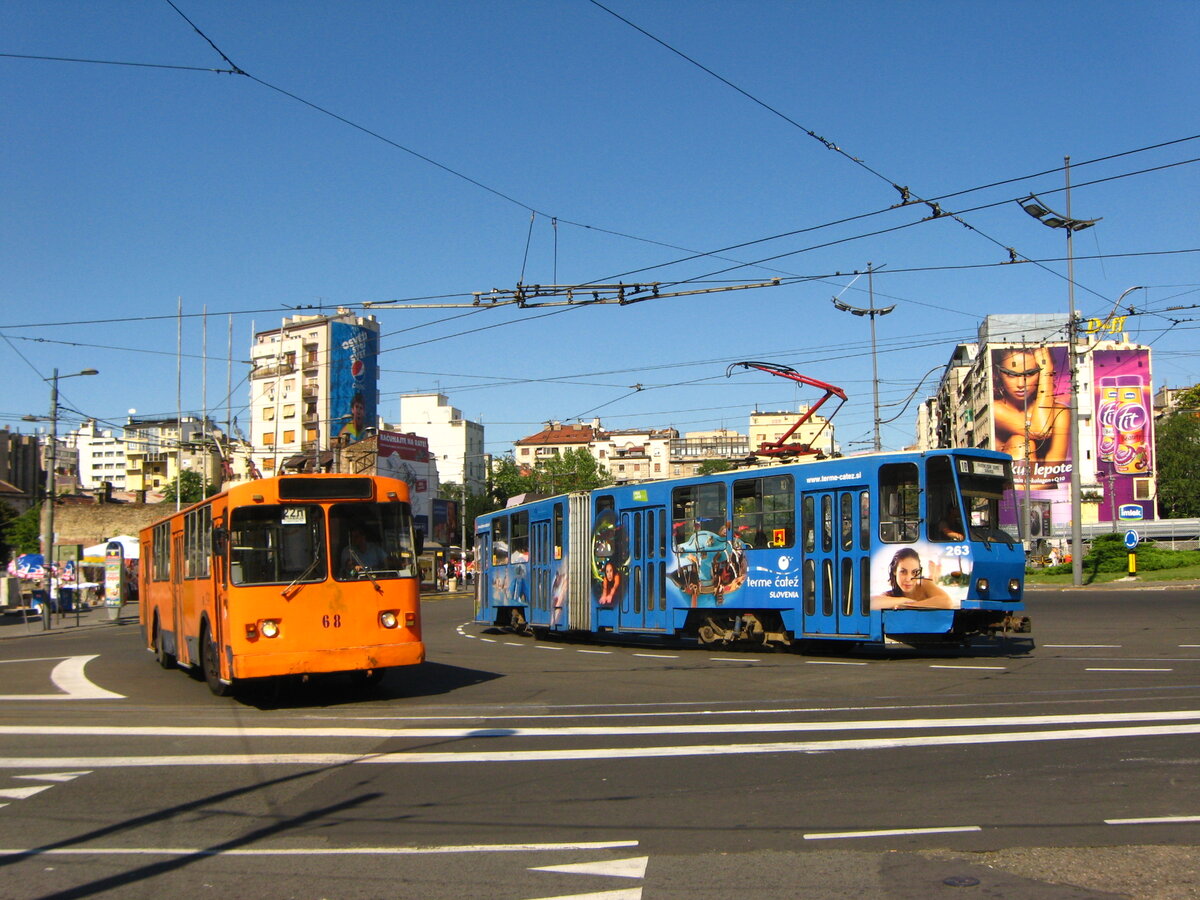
[1045,644,1122,648]
[530,856,648,879]
[806,661,867,666]
[929,665,1007,671]
[633,653,677,659]
[709,657,760,663]
[14,771,91,783]
[0,786,53,801]
[1180,644,1200,648]
[525,889,642,899]
[1086,667,1173,672]
[480,638,498,643]
[1105,815,1200,825]
[805,825,981,840]
[576,650,612,655]
[5,723,1200,767]
[504,642,525,647]
[0,656,125,701]
[0,840,639,858]
[535,646,565,651]
[5,709,1200,740]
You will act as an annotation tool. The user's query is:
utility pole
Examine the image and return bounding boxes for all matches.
[832,263,895,451]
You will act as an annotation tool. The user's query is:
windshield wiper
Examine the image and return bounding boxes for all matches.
[281,554,323,599]
[346,545,384,593]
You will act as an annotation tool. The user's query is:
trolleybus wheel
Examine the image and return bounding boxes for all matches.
[201,623,233,697]
[153,613,175,670]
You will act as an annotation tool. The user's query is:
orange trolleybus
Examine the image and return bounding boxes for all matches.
[139,474,425,695]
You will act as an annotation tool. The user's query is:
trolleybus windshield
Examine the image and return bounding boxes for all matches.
[230,504,328,586]
[330,502,418,581]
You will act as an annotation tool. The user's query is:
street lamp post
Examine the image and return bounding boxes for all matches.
[832,263,895,452]
[1019,156,1100,587]
[34,367,99,584]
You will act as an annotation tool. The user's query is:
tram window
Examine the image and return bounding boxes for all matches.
[859,557,871,616]
[646,511,655,559]
[633,565,642,613]
[554,504,563,560]
[672,482,727,547]
[841,557,854,616]
[658,510,667,557]
[859,491,871,550]
[596,494,615,515]
[659,561,667,609]
[510,511,529,562]
[632,512,643,559]
[802,496,815,553]
[879,463,920,543]
[803,558,816,616]
[492,516,509,565]
[733,474,795,548]
[821,559,834,615]
[821,495,833,553]
[840,493,854,552]
[926,456,965,542]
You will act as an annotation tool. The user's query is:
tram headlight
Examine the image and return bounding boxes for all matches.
[380,611,399,629]
[259,619,281,639]
[1008,578,1021,595]
[975,578,989,597]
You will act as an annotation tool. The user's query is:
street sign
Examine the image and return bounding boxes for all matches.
[1123,529,1140,551]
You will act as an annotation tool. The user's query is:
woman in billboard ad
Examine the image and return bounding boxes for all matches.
[870,543,969,610]
[991,346,1071,489]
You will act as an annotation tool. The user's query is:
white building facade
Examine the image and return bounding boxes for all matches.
[396,393,486,494]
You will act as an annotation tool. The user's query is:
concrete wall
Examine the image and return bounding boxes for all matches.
[53,502,168,548]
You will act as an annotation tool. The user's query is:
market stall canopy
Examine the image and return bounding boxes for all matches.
[82,535,140,564]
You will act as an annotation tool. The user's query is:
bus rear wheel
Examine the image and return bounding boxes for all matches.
[201,623,234,697]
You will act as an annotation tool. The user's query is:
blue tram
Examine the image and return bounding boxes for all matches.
[474,448,1031,649]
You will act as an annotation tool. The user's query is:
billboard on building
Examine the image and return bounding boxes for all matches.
[329,320,378,446]
[1092,347,1154,522]
[990,346,1072,490]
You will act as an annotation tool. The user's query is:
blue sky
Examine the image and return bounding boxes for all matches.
[4,1,1198,457]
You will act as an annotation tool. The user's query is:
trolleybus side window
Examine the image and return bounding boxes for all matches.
[229,505,327,586]
[732,474,795,548]
[925,455,966,542]
[184,505,212,579]
[671,482,727,547]
[330,502,419,580]
[152,522,171,581]
[879,462,920,543]
[492,515,509,565]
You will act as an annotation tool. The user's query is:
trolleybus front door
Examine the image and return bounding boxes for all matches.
[802,488,872,637]
[619,506,668,632]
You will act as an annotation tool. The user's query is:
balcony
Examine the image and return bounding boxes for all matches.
[250,361,296,379]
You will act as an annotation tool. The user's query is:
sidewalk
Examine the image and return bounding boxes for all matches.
[0,603,135,640]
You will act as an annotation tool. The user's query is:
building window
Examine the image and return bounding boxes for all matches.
[263,407,276,422]
[262,434,275,446]
[282,430,296,444]
[262,458,276,471]
[283,404,296,419]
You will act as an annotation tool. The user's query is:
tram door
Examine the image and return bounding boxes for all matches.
[529,517,552,625]
[619,506,668,631]
[801,488,872,636]
[473,529,489,619]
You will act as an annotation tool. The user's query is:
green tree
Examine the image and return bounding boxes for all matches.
[161,469,216,505]
[1155,407,1200,518]
[488,449,612,508]
[3,504,43,556]
[698,459,734,475]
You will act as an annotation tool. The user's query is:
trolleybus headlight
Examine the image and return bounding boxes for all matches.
[259,619,281,639]
[380,611,399,629]
[976,578,989,596]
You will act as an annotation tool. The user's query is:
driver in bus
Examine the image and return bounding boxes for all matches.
[341,527,387,577]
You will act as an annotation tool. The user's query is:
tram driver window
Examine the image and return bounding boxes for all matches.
[925,455,965,542]
[879,462,920,543]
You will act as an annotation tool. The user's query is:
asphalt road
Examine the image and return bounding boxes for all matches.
[1,586,1198,899]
